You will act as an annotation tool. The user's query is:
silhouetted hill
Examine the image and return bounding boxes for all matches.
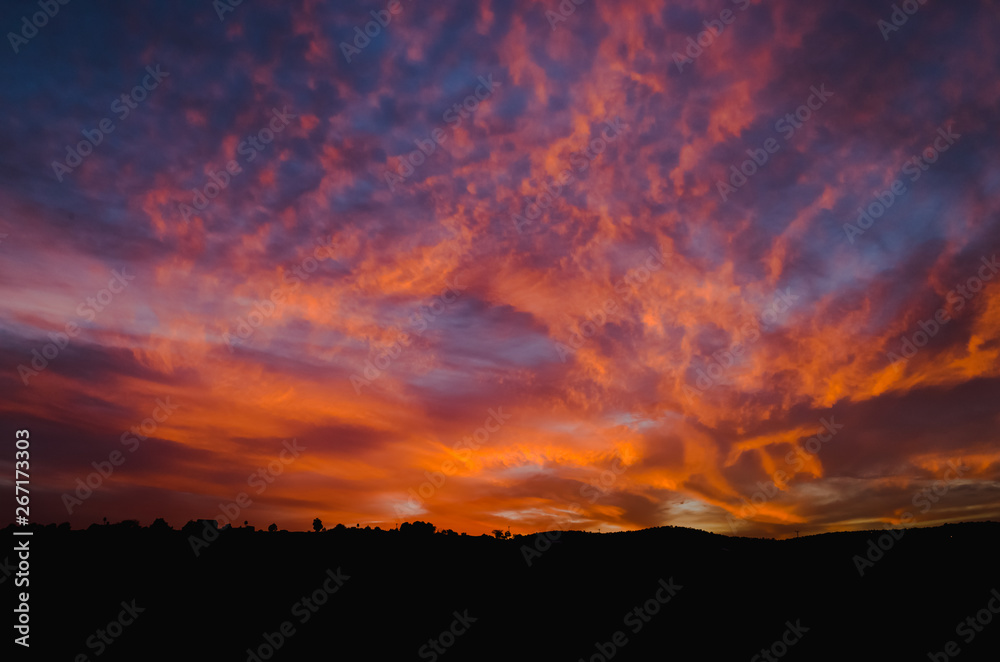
[7,521,999,660]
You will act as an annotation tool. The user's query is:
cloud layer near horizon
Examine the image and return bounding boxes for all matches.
[1,0,999,537]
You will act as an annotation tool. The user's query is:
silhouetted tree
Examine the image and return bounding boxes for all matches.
[400,521,436,536]
[268,523,278,533]
[150,517,171,531]
[492,529,505,539]
[334,523,347,532]
[313,518,323,532]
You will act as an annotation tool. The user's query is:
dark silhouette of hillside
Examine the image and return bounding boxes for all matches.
[7,520,999,660]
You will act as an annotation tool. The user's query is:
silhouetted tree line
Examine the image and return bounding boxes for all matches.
[29,517,526,537]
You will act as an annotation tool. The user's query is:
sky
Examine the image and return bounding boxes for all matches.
[1,0,998,538]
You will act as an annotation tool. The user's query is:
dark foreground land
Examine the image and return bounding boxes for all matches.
[7,521,1000,661]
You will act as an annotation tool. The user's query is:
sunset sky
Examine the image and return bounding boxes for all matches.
[1,0,998,538]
